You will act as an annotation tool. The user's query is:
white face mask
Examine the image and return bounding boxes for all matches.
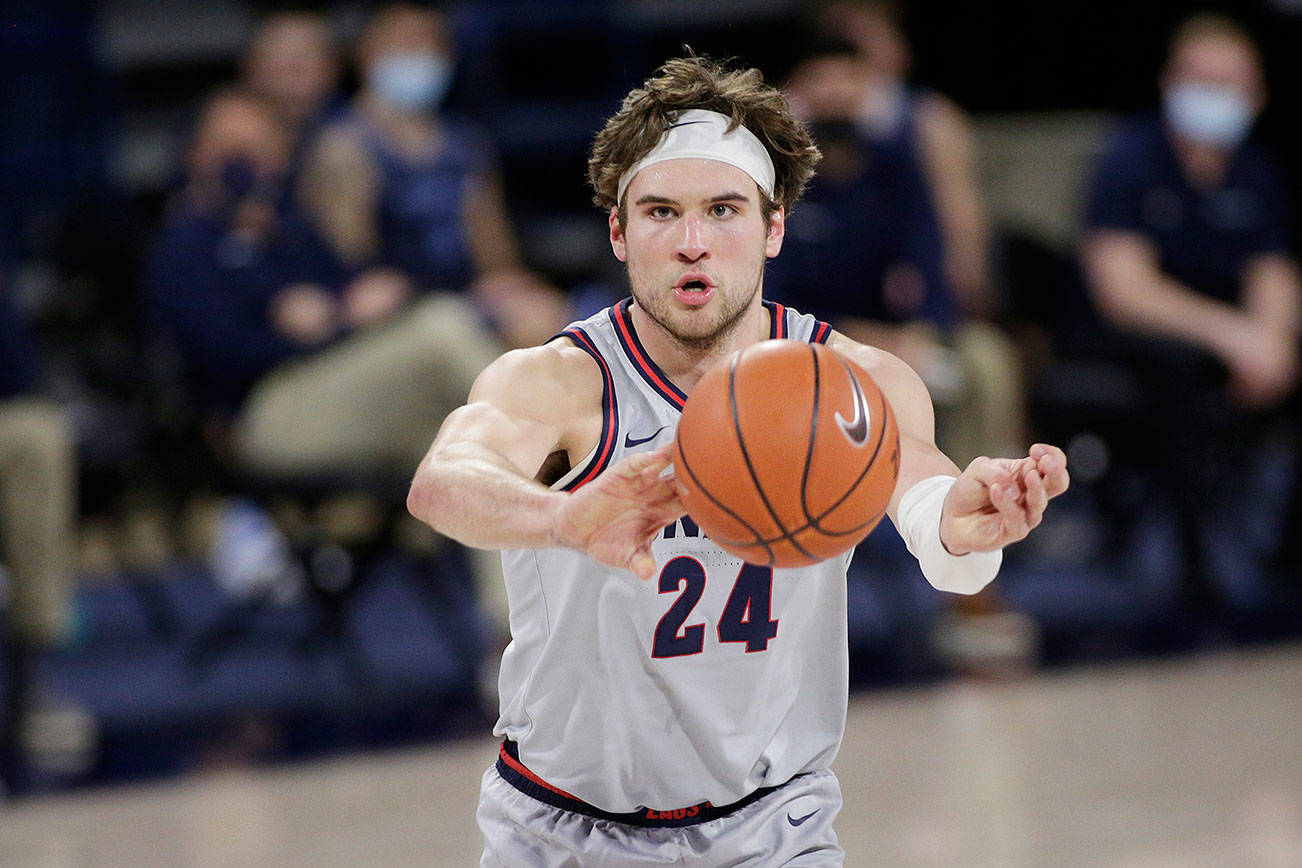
[855,80,907,140]
[1164,82,1254,147]
[369,51,452,114]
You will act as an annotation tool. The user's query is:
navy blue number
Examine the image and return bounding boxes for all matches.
[652,557,706,658]
[652,561,778,657]
[717,564,779,652]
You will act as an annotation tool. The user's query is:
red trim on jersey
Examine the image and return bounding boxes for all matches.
[558,328,618,491]
[766,301,787,338]
[812,319,832,344]
[610,300,688,410]
[498,743,586,802]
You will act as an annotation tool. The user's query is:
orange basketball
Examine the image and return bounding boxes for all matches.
[672,340,900,568]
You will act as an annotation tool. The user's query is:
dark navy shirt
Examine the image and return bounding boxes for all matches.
[0,292,37,398]
[766,127,952,330]
[342,110,495,292]
[146,203,346,414]
[1084,113,1292,305]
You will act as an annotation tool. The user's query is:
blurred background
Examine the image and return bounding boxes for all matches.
[1,0,1300,844]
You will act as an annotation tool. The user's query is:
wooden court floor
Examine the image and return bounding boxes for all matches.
[3,643,1300,867]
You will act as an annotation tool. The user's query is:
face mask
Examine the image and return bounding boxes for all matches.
[218,156,282,203]
[1164,82,1254,147]
[219,157,259,199]
[856,80,907,140]
[369,51,452,114]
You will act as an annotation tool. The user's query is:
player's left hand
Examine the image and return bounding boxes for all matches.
[939,444,1069,554]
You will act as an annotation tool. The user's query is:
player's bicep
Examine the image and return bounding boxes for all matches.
[429,400,560,483]
[426,343,599,480]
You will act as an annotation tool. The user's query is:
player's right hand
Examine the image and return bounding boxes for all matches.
[552,442,686,580]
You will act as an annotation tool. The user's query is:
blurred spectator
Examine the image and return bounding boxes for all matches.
[1,257,79,795]
[146,88,498,485]
[240,11,344,163]
[147,88,506,668]
[777,38,1034,674]
[777,38,1026,467]
[813,0,994,318]
[1079,14,1301,617]
[296,1,569,351]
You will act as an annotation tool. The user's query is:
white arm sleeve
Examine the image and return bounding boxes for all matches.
[896,475,1002,595]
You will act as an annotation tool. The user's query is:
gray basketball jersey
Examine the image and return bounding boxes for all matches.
[495,299,852,814]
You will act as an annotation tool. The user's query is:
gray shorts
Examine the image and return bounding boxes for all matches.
[477,764,844,867]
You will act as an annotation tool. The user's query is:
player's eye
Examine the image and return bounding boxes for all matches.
[709,203,736,218]
[648,205,675,219]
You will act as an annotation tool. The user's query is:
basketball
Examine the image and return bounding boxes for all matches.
[672,340,900,568]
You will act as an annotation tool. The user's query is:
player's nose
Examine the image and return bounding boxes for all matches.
[675,212,709,262]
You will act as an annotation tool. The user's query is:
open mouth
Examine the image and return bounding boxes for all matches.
[673,276,715,306]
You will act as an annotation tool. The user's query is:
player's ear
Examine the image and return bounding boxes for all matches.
[764,205,785,259]
[609,206,628,262]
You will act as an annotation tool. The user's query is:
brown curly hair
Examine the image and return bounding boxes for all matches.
[588,54,821,225]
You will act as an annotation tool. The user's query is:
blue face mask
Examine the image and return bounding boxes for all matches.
[369,51,452,114]
[1164,82,1254,148]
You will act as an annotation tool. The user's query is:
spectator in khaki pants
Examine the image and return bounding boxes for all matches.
[147,89,508,688]
[147,88,499,488]
[1,263,78,795]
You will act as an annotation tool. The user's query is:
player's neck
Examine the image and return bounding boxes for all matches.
[629,299,770,394]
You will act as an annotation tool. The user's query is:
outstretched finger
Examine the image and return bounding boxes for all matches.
[627,545,658,580]
[990,479,1030,541]
[957,459,1016,511]
[1029,443,1066,471]
[619,442,675,477]
[1030,444,1070,489]
[1022,464,1048,522]
[645,498,687,530]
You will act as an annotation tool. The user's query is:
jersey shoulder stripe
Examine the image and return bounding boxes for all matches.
[557,326,619,491]
[765,300,787,339]
[811,319,832,344]
[608,300,688,411]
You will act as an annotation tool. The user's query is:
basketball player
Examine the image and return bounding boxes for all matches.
[407,56,1069,866]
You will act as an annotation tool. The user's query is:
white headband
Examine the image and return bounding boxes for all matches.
[615,108,777,205]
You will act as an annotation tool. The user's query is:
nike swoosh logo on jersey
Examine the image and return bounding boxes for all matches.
[788,809,819,826]
[835,372,871,447]
[624,426,669,448]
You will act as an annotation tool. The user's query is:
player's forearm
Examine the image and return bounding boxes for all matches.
[407,441,564,551]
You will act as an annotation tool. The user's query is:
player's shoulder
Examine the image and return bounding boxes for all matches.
[825,332,933,424]
[470,336,606,416]
[825,332,912,382]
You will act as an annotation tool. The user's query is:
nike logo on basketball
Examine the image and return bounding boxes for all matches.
[624,426,669,448]
[788,810,818,826]
[835,374,871,447]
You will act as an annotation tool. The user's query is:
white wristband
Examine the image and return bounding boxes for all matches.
[896,475,1002,595]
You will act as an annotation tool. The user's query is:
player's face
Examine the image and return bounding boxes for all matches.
[610,158,785,349]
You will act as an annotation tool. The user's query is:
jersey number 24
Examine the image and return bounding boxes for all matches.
[652,556,778,658]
